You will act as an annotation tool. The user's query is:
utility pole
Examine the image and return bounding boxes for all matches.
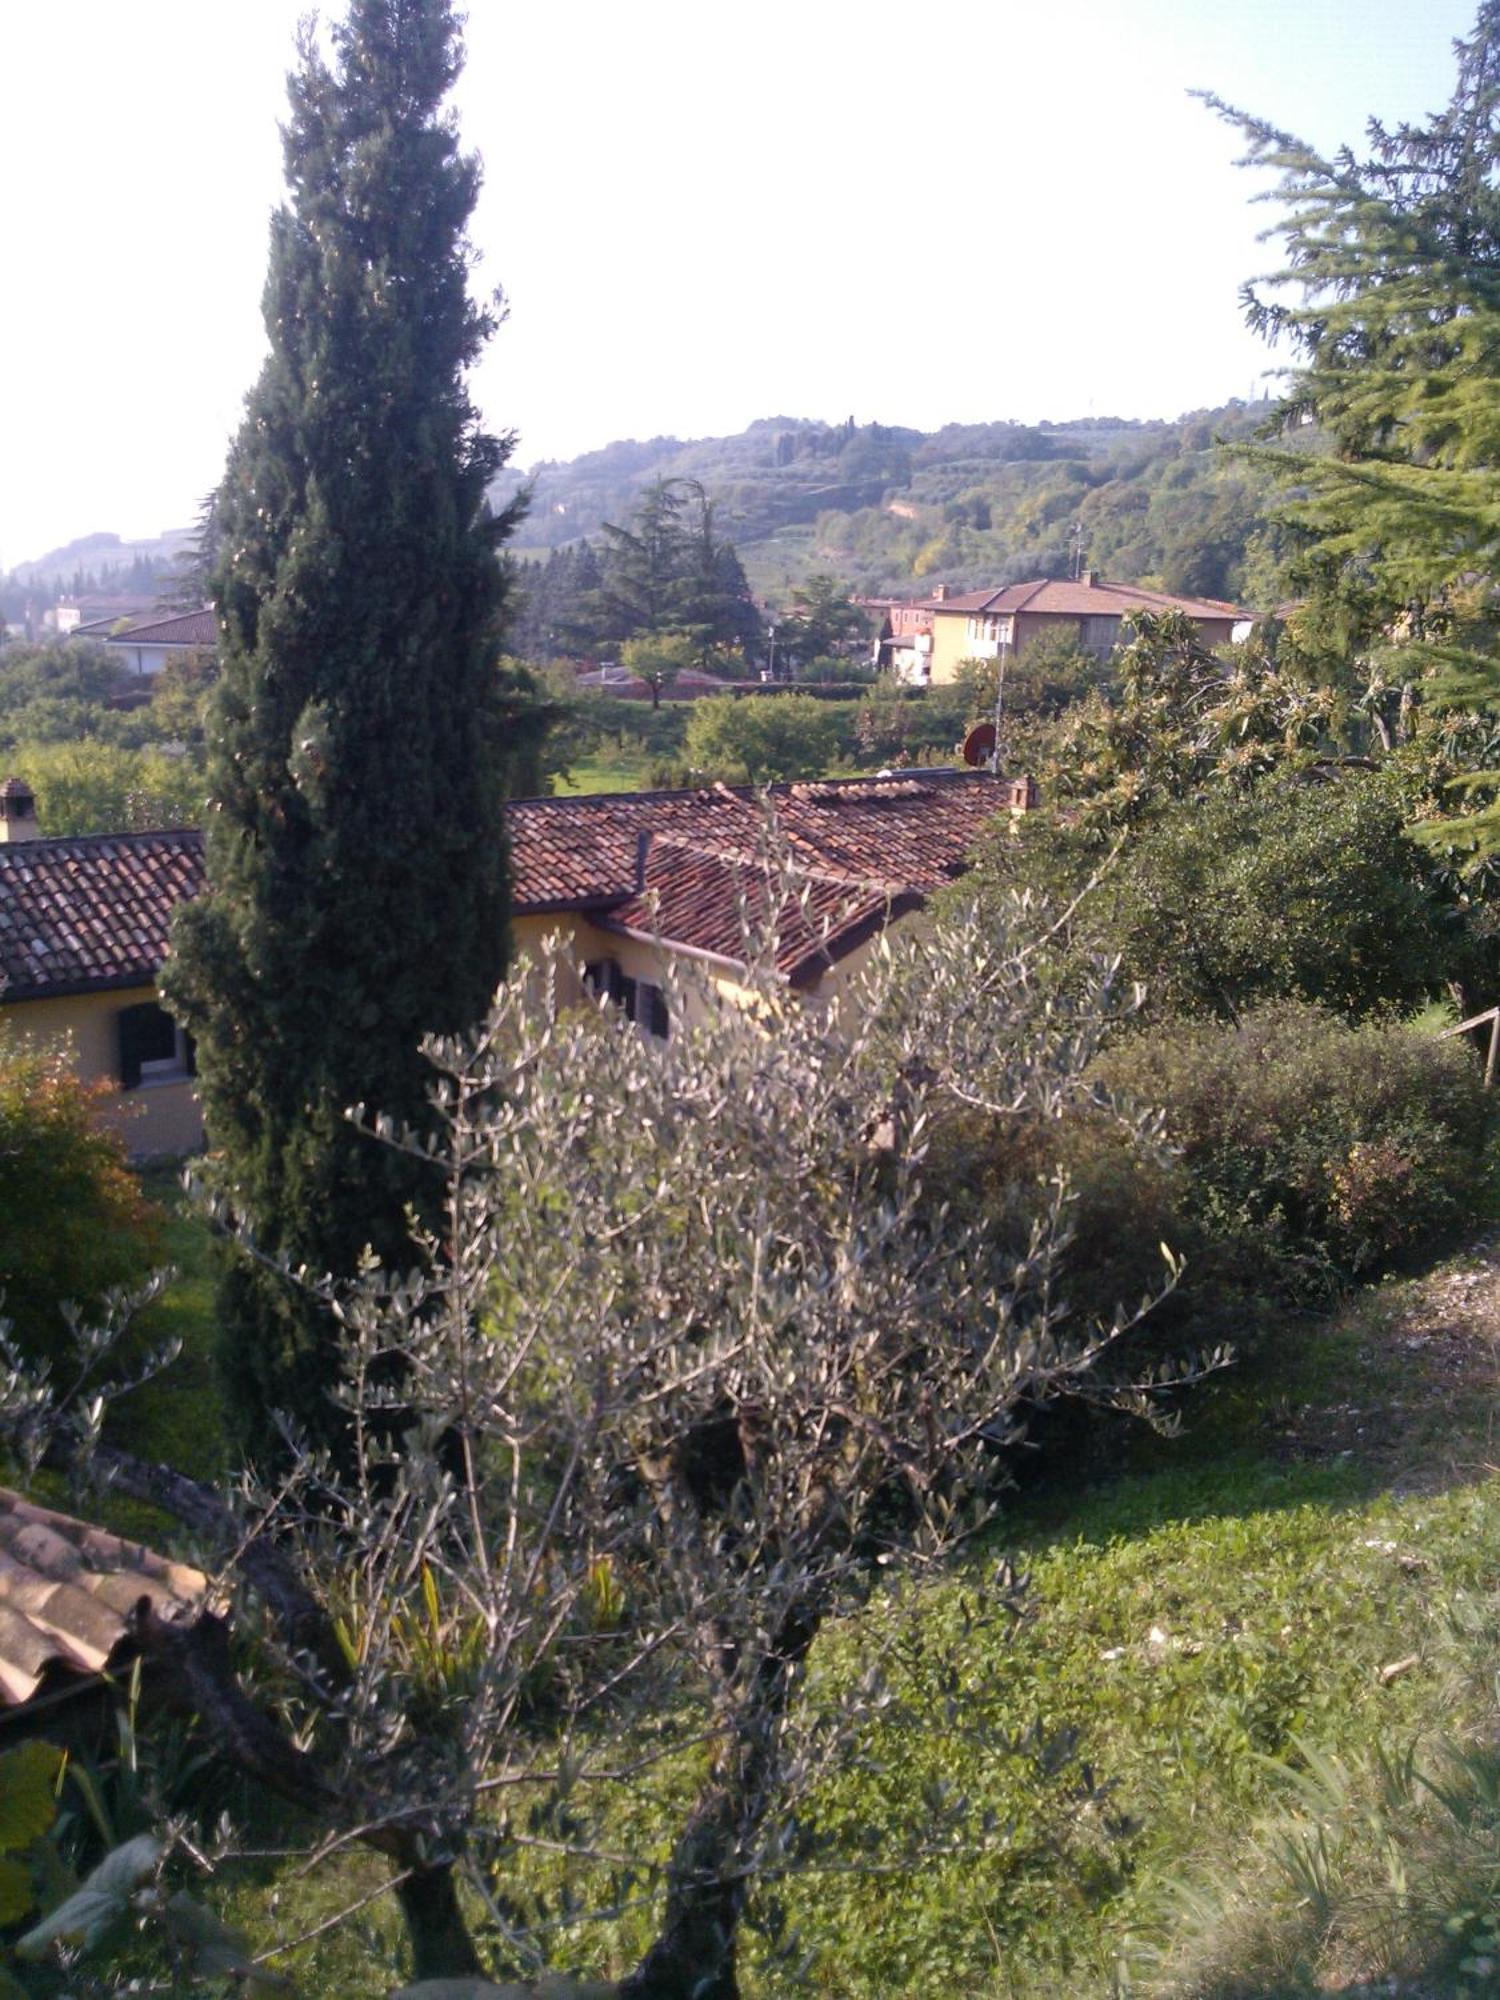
[991,642,1009,773]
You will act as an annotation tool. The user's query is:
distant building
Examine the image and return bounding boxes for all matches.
[48,595,161,637]
[881,575,1249,685]
[100,608,218,679]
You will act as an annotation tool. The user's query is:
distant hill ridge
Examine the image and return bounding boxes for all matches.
[11,528,194,585]
[494,401,1286,604]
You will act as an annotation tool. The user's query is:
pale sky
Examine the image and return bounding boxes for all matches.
[0,0,1480,569]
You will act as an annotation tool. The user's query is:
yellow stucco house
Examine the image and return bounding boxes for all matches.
[0,769,1026,1157]
[883,575,1249,686]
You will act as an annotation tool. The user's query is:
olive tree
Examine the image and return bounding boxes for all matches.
[7,855,1197,1996]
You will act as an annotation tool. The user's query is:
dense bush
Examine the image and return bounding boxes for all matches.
[0,1035,161,1363]
[1095,1002,1496,1294]
[8,739,206,835]
[974,769,1470,1027]
[926,999,1496,1371]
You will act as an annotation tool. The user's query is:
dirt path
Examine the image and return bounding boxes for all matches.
[1264,1237,1500,1494]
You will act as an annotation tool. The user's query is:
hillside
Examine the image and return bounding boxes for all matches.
[9,527,194,586]
[497,399,1293,606]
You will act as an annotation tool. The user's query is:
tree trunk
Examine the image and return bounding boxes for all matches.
[622,1606,821,2000]
[395,1859,484,1981]
[620,1780,749,1999]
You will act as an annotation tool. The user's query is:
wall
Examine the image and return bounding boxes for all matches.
[928,612,978,684]
[3,985,204,1159]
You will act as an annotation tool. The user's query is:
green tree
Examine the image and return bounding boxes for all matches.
[8,740,205,834]
[621,629,696,708]
[1204,10,1500,836]
[1083,772,1466,1024]
[684,691,841,783]
[783,571,867,668]
[595,478,760,662]
[164,0,524,1455]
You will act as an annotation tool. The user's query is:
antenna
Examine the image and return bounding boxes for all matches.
[1068,521,1086,580]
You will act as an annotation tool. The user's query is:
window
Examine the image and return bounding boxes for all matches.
[582,960,669,1041]
[117,1001,195,1090]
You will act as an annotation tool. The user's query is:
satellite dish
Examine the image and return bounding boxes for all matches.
[962,721,997,768]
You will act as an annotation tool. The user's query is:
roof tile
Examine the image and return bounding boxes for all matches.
[0,1489,207,1708]
[0,773,1013,1002]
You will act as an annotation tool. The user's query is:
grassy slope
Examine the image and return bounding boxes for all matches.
[23,1189,1500,1996]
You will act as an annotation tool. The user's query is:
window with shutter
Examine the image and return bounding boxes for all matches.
[117,1002,190,1090]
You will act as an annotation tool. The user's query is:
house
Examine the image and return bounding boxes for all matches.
[99,607,218,680]
[506,769,1018,1030]
[0,779,206,1157]
[0,770,1022,1154]
[867,596,937,679]
[885,575,1248,685]
[53,596,162,638]
[0,1487,206,1717]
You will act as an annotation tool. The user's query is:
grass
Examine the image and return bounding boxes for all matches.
[550,744,663,794]
[480,1279,1500,1996]
[17,1188,1500,1995]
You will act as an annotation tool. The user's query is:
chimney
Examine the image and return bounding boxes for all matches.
[1084,569,1099,589]
[931,583,949,603]
[0,777,39,844]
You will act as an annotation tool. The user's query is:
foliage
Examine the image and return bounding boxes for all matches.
[619,632,697,709]
[140,649,218,751]
[0,642,127,748]
[955,626,1112,722]
[683,692,841,782]
[988,769,1470,1026]
[779,573,868,669]
[5,871,1197,1994]
[162,0,526,1456]
[1025,611,1338,838]
[508,538,606,663]
[5,740,204,836]
[1203,11,1500,841]
[0,1034,161,1366]
[1094,1002,1496,1293]
[592,479,761,663]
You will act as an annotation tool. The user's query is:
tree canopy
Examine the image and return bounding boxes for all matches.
[1205,9,1500,834]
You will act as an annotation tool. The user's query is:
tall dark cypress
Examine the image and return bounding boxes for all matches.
[165,0,520,1451]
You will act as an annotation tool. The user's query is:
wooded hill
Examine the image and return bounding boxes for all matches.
[494,398,1295,605]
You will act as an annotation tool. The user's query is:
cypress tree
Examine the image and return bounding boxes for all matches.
[165,0,522,1451]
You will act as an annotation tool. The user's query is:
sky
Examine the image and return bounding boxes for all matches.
[0,0,1481,570]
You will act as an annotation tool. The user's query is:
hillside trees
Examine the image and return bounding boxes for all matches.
[1205,7,1500,835]
[163,0,526,1451]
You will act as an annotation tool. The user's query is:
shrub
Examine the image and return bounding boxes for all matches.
[0,1033,161,1363]
[1094,1002,1496,1294]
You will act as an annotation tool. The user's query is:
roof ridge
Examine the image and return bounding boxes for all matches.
[0,825,202,861]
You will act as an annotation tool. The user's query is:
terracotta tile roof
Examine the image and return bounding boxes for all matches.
[0,775,1011,1002]
[0,1489,206,1708]
[0,829,204,1002]
[603,836,917,985]
[914,578,1247,620]
[104,609,218,648]
[507,771,1008,918]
